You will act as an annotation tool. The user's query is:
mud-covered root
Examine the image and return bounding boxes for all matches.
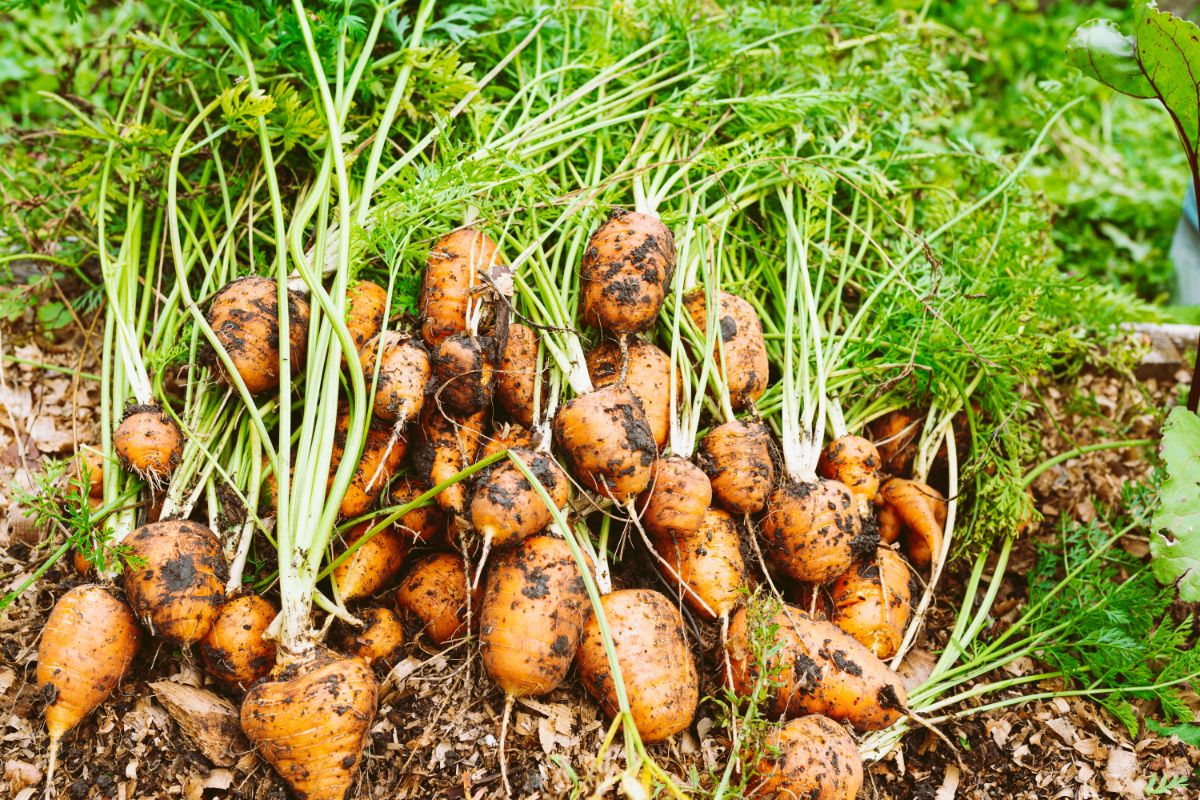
[394,552,480,646]
[414,406,487,515]
[114,404,183,489]
[552,384,656,501]
[123,520,227,644]
[479,422,536,461]
[726,604,907,730]
[637,456,712,540]
[344,280,390,361]
[432,333,495,414]
[420,228,502,348]
[649,506,747,621]
[753,715,864,800]
[586,338,675,450]
[760,479,871,584]
[698,420,774,513]
[329,411,407,519]
[878,478,946,570]
[818,435,882,514]
[829,548,912,659]
[579,209,676,334]
[240,648,377,800]
[38,585,141,788]
[869,408,923,477]
[359,331,430,427]
[205,275,310,394]
[577,588,698,743]
[683,289,769,410]
[200,594,277,689]
[494,323,540,427]
[333,607,406,668]
[389,477,447,546]
[469,448,570,550]
[332,520,412,601]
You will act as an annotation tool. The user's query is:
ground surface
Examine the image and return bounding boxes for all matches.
[2,311,1198,799]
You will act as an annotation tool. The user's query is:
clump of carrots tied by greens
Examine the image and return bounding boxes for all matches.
[10,1,1170,799]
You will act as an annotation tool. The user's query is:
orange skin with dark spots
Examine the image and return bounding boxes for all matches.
[334,607,405,668]
[869,409,922,477]
[683,289,768,411]
[201,594,277,689]
[432,333,495,414]
[698,420,774,513]
[344,280,389,360]
[328,411,406,519]
[470,448,570,549]
[495,324,540,427]
[359,331,430,427]
[586,339,675,450]
[754,715,864,800]
[333,520,411,601]
[479,422,536,461]
[420,229,501,348]
[122,520,227,645]
[73,448,105,498]
[553,385,656,501]
[206,275,309,395]
[637,456,712,540]
[818,435,881,514]
[580,210,675,334]
[830,548,912,659]
[879,478,946,570]
[114,406,183,485]
[389,477,447,546]
[415,406,487,515]
[649,506,746,621]
[760,480,865,584]
[394,553,480,646]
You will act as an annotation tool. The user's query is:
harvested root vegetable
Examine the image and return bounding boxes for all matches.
[114,404,183,488]
[649,507,746,621]
[345,280,389,359]
[495,323,539,427]
[818,435,882,514]
[580,210,676,334]
[74,448,105,498]
[123,520,227,644]
[877,502,901,544]
[200,594,277,689]
[389,477,446,545]
[879,478,946,570]
[420,228,501,348]
[683,289,769,410]
[586,339,674,450]
[395,552,479,645]
[38,585,141,783]
[577,588,698,742]
[637,456,711,540]
[333,521,411,601]
[698,420,774,513]
[830,548,912,659]
[469,449,570,550]
[359,331,430,427]
[553,385,656,500]
[726,605,907,730]
[205,275,309,394]
[480,422,536,461]
[760,479,869,584]
[869,409,922,477]
[753,715,863,800]
[241,648,377,800]
[330,412,406,519]
[334,607,406,667]
[432,333,495,414]
[414,407,487,515]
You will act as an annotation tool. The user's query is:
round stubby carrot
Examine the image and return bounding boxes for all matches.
[698,420,774,513]
[580,210,676,334]
[830,548,912,659]
[818,435,882,514]
[241,648,377,800]
[469,448,570,550]
[586,339,674,450]
[577,588,698,743]
[200,594,277,689]
[553,385,656,500]
[333,520,411,601]
[650,507,746,621]
[359,331,430,427]
[495,323,539,427]
[74,448,105,498]
[869,408,922,477]
[431,332,495,414]
[389,477,446,546]
[334,607,406,668]
[760,480,868,584]
[345,280,389,360]
[114,404,183,488]
[329,412,407,519]
[123,520,227,644]
[479,422,536,461]
[414,406,487,515]
[38,585,141,784]
[420,228,501,348]
[879,478,946,570]
[395,552,479,645]
[683,289,769,411]
[726,605,907,730]
[637,456,711,540]
[753,715,863,800]
[205,275,309,394]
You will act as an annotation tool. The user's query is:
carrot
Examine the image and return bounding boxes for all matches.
[394,552,479,645]
[334,607,406,668]
[205,275,310,394]
[389,477,447,546]
[359,331,430,427]
[580,210,676,334]
[726,604,907,730]
[698,420,774,513]
[877,501,901,544]
[329,411,407,519]
[479,422,536,461]
[577,588,698,743]
[420,228,501,348]
[637,456,711,540]
[494,323,539,427]
[333,520,412,601]
[469,448,570,550]
[200,594,277,689]
[649,506,747,621]
[73,447,105,498]
[753,715,863,800]
[879,478,946,570]
[553,385,656,500]
[241,648,377,800]
[586,339,674,450]
[431,332,495,414]
[830,548,912,659]
[683,289,769,411]
[114,404,183,489]
[869,408,922,477]
[344,280,389,360]
[414,406,488,515]
[818,435,882,513]
[38,585,141,787]
[123,520,227,644]
[760,479,869,584]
